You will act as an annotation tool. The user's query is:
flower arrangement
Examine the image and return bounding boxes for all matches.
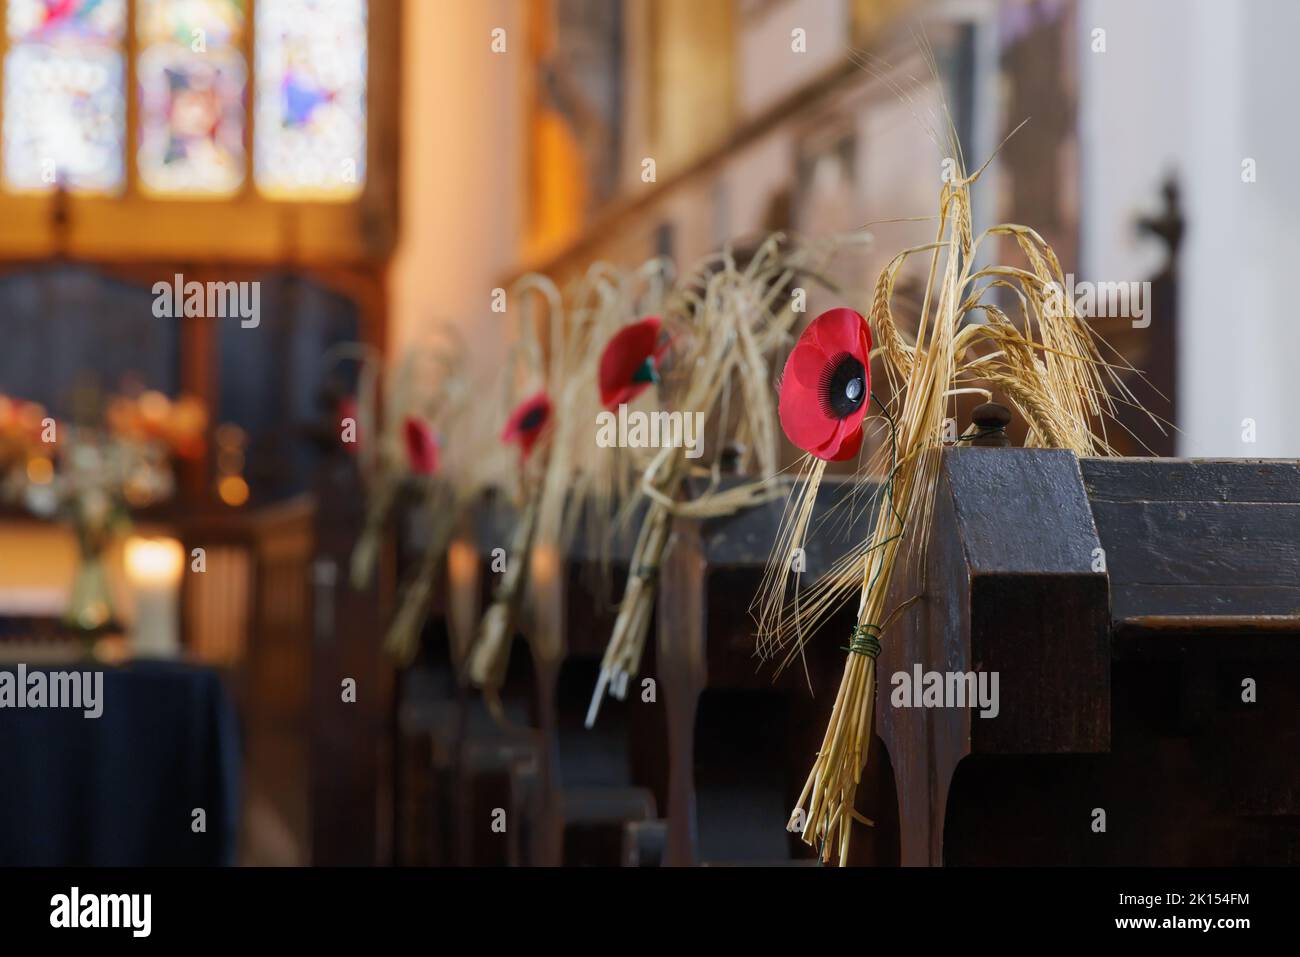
[0,394,49,504]
[8,389,207,632]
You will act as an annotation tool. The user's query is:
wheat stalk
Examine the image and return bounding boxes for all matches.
[586,234,867,726]
[770,161,1150,864]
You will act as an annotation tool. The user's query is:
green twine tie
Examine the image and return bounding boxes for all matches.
[844,624,881,659]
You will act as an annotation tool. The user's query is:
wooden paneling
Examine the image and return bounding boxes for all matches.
[1082,458,1300,622]
[878,449,1300,866]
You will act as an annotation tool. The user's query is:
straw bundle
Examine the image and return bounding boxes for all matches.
[328,343,434,591]
[757,155,1153,865]
[464,274,562,692]
[586,235,867,726]
[383,329,508,663]
[464,263,672,694]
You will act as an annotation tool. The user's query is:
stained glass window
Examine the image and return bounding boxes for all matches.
[3,0,127,193]
[7,0,124,42]
[0,0,369,200]
[254,0,366,200]
[136,0,246,196]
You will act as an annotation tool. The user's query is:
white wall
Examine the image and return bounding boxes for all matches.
[737,0,850,119]
[1080,0,1300,457]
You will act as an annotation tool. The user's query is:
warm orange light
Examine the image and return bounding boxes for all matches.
[217,475,250,507]
[448,539,478,585]
[172,395,208,437]
[123,480,153,508]
[124,536,185,587]
[25,455,53,485]
[531,543,560,585]
[138,390,171,429]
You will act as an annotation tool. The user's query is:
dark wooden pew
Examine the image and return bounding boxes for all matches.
[401,490,537,866]
[878,449,1300,865]
[399,492,658,866]
[542,506,671,866]
[493,500,663,865]
[652,476,892,866]
[249,457,396,866]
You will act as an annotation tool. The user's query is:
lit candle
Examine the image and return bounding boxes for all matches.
[124,536,185,658]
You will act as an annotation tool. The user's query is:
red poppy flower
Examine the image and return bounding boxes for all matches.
[778,307,872,461]
[501,391,553,460]
[403,415,439,475]
[599,316,669,410]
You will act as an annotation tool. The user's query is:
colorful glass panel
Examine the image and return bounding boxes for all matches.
[136,0,246,196]
[254,0,366,200]
[136,0,242,48]
[6,0,125,43]
[137,44,245,195]
[2,43,124,192]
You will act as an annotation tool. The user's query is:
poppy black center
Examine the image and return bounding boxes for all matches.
[820,352,867,419]
[520,407,547,431]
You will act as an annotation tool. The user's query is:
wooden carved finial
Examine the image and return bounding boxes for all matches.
[969,401,1011,447]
